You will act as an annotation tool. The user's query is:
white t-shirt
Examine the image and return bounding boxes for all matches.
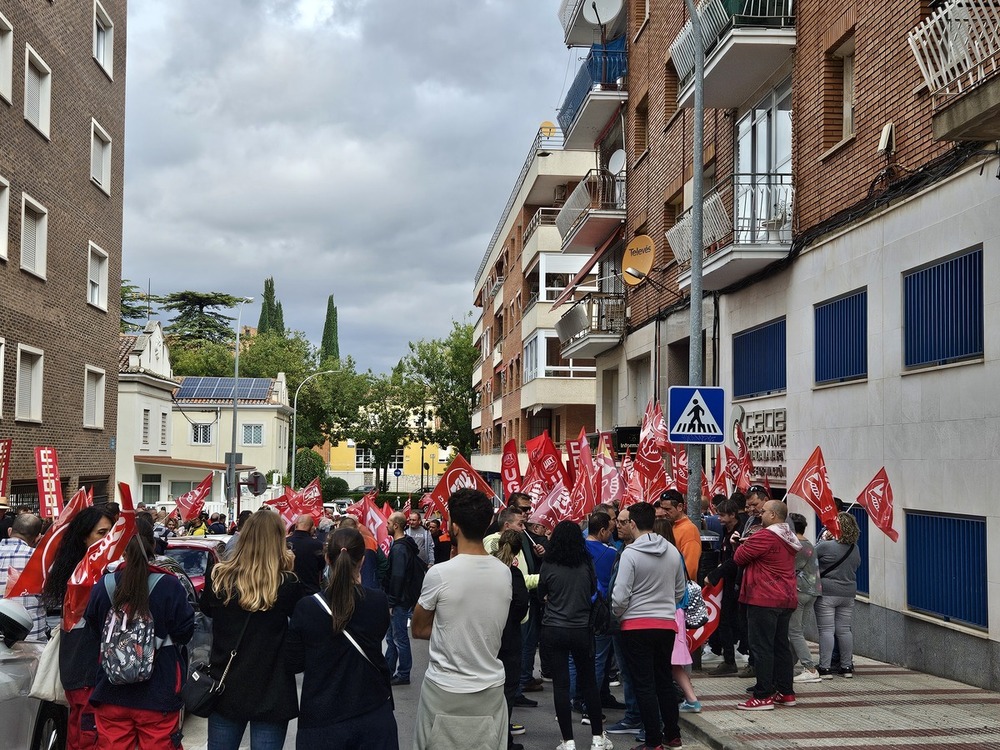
[418,552,512,692]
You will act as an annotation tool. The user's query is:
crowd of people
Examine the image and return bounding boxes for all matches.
[0,480,863,750]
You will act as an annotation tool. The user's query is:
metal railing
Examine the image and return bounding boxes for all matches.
[522,207,560,246]
[665,173,793,263]
[671,0,795,85]
[475,127,565,284]
[556,169,627,239]
[908,0,1000,107]
[559,0,586,37]
[559,292,626,346]
[557,46,628,135]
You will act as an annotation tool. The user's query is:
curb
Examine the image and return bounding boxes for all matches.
[679,714,748,750]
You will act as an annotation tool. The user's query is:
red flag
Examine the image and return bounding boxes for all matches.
[63,485,137,630]
[526,432,570,490]
[4,487,92,598]
[651,402,671,451]
[292,478,325,526]
[564,436,580,487]
[402,496,412,517]
[34,446,64,519]
[724,445,749,492]
[567,430,597,521]
[620,449,644,509]
[425,454,499,524]
[710,452,728,498]
[669,443,689,494]
[735,421,754,476]
[0,438,12,498]
[362,496,392,555]
[500,439,522,499]
[175,474,213,522]
[686,579,725,652]
[762,474,773,499]
[787,447,840,538]
[620,448,634,485]
[633,402,663,481]
[701,470,710,502]
[529,480,572,531]
[856,467,898,542]
[595,434,622,506]
[598,431,618,461]
[344,487,380,521]
[521,465,549,512]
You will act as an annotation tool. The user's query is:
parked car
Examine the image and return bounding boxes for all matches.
[165,537,225,595]
[351,484,377,493]
[0,600,68,750]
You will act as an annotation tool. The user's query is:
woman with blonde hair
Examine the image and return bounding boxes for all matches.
[200,509,308,749]
[814,511,862,678]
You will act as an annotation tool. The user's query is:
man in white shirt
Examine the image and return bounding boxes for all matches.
[0,512,46,640]
[412,489,512,750]
[405,511,435,565]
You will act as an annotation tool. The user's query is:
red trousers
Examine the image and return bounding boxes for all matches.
[65,687,99,750]
[93,703,183,750]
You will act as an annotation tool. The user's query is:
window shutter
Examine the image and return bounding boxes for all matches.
[91,136,103,183]
[17,354,33,418]
[142,409,150,442]
[25,64,41,125]
[21,209,37,270]
[84,372,97,425]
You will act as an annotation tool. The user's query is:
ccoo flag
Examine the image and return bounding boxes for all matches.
[787,447,840,539]
[856,467,899,542]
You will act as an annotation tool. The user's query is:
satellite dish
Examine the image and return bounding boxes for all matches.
[622,235,655,286]
[582,0,623,25]
[540,121,558,137]
[608,149,626,175]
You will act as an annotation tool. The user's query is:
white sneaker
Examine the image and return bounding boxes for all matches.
[794,667,822,683]
[556,741,577,750]
[591,733,614,749]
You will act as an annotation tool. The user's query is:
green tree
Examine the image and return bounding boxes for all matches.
[171,340,235,376]
[121,280,153,332]
[161,291,241,344]
[402,317,478,458]
[239,331,315,390]
[290,447,326,490]
[295,360,364,452]
[348,369,421,493]
[320,294,340,361]
[257,277,285,335]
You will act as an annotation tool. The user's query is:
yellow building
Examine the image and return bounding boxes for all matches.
[323,439,451,492]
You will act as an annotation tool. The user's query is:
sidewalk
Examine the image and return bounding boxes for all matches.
[681,652,1000,750]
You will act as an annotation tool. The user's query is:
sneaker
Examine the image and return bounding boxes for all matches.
[590,733,614,749]
[609,679,622,687]
[527,677,544,688]
[736,696,775,711]
[679,699,702,713]
[737,665,756,678]
[816,667,834,680]
[839,666,854,678]
[666,739,684,748]
[705,661,738,676]
[606,720,642,734]
[581,712,606,726]
[389,675,409,686]
[794,668,822,683]
[572,700,587,714]
[635,729,645,743]
[513,695,539,708]
[556,741,577,750]
[510,722,526,735]
[542,673,554,682]
[773,692,797,707]
[602,696,627,710]
[524,682,545,692]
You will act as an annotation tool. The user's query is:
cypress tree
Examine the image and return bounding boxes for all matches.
[320,294,340,361]
[258,277,280,334]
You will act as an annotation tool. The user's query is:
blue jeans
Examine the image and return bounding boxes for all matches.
[518,600,541,695]
[208,713,288,750]
[384,606,412,680]
[611,632,641,725]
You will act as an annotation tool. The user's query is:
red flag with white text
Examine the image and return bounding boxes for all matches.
[856,467,898,542]
[425,454,500,524]
[0,439,11,499]
[686,579,725,652]
[362,496,392,555]
[529,480,572,531]
[566,429,597,521]
[34,447,64,519]
[595,433,623,506]
[175,474,213,522]
[710,451,729,499]
[500,439,522,500]
[668,442,689,495]
[525,432,570,491]
[787,447,840,538]
[735,421,754,476]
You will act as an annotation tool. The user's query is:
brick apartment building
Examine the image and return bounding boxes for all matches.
[0,1,126,506]
[543,0,1000,686]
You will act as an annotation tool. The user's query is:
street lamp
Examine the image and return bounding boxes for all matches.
[227,297,254,520]
[290,369,339,489]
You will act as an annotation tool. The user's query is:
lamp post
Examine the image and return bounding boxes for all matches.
[290,369,339,489]
[227,297,253,521]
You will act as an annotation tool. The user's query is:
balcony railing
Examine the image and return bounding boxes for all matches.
[523,207,560,246]
[557,41,628,136]
[671,0,795,85]
[556,292,626,345]
[559,0,586,37]
[556,169,627,239]
[666,173,793,263]
[909,0,1000,107]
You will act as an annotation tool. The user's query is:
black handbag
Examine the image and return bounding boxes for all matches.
[182,612,251,718]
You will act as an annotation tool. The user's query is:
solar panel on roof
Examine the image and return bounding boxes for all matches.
[247,379,271,400]
[195,377,220,399]
[175,378,199,400]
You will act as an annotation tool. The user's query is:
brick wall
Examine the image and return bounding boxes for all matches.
[0,1,126,499]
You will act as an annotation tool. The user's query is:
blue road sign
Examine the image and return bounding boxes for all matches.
[667,386,726,444]
[393,468,402,477]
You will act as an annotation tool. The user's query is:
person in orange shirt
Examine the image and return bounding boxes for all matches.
[658,490,702,580]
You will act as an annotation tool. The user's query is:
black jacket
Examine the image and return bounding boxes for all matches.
[288,530,325,590]
[386,535,420,609]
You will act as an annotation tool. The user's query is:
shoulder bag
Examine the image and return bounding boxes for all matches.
[29,627,68,705]
[182,611,251,718]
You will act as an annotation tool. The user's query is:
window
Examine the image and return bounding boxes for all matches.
[387,448,405,471]
[355,447,374,470]
[814,289,867,384]
[142,409,150,444]
[242,423,263,446]
[903,247,983,368]
[15,345,43,422]
[23,45,51,138]
[87,242,109,309]
[20,194,48,278]
[631,0,649,32]
[906,511,987,629]
[663,62,677,121]
[93,1,114,75]
[83,366,105,428]
[0,174,9,260]
[170,480,198,499]
[191,423,213,444]
[822,33,855,148]
[90,119,112,193]
[842,48,855,139]
[0,12,12,104]
[160,412,168,447]
[141,474,161,506]
[733,318,786,399]
[634,95,648,155]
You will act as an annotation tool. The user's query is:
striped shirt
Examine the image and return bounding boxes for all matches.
[0,537,47,641]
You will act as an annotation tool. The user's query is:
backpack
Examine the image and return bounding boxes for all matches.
[401,542,428,608]
[100,573,168,685]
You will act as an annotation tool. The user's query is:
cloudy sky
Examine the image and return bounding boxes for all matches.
[123,0,580,373]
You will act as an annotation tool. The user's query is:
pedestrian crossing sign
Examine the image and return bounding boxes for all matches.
[667,386,726,444]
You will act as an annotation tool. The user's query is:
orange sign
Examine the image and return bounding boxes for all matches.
[623,235,655,285]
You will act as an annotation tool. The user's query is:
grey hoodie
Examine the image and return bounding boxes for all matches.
[611,532,687,624]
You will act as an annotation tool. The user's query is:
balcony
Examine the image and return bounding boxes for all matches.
[909,0,1000,139]
[492,398,503,422]
[670,0,795,109]
[558,41,628,150]
[555,292,626,359]
[471,409,482,430]
[558,0,627,47]
[556,169,626,253]
[668,173,792,290]
[522,208,561,270]
[521,375,596,412]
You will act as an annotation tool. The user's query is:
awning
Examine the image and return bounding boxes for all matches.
[551,228,623,310]
[133,455,255,472]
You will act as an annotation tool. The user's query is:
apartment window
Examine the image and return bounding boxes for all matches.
[159,412,168,446]
[733,318,786,399]
[355,447,374,470]
[20,194,48,279]
[91,119,113,193]
[634,95,649,155]
[88,242,109,309]
[0,175,9,260]
[93,0,114,76]
[823,34,855,148]
[663,62,677,122]
[814,289,867,384]
[170,480,198,498]
[524,336,539,382]
[83,366,105,428]
[142,409,150,444]
[242,423,263,446]
[15,345,43,422]
[0,12,12,104]
[141,474,161,506]
[903,247,983,369]
[191,423,212,444]
[631,0,649,32]
[387,448,404,471]
[24,45,51,138]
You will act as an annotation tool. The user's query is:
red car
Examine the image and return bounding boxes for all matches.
[165,537,226,595]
